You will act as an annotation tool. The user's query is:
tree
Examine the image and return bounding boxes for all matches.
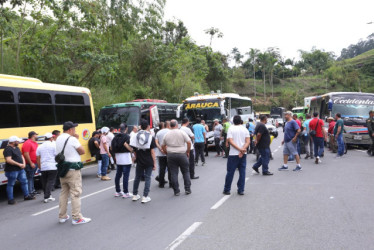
[299,48,335,74]
[204,27,223,47]
[246,48,260,100]
[231,47,243,67]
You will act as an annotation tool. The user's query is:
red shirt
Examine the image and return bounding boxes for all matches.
[328,121,336,134]
[22,139,38,164]
[309,118,325,138]
[295,119,302,128]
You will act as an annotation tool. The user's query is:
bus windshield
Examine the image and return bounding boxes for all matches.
[333,104,374,118]
[97,106,140,128]
[183,108,222,123]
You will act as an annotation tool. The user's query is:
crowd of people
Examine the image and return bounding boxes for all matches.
[3,109,374,225]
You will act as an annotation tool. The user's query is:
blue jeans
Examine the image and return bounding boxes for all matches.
[5,170,29,200]
[101,154,109,176]
[224,154,247,193]
[336,134,345,156]
[133,165,153,197]
[297,138,301,155]
[115,164,132,193]
[253,148,270,173]
[25,164,37,193]
[313,137,324,158]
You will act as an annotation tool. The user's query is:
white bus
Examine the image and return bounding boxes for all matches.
[307,92,374,146]
[177,92,254,146]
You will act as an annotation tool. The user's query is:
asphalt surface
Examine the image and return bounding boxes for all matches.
[0,129,373,250]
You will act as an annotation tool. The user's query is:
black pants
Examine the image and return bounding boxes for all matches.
[214,137,222,155]
[109,148,116,169]
[369,135,374,154]
[204,139,209,156]
[167,153,191,194]
[194,143,205,164]
[158,156,170,185]
[41,170,58,199]
[189,150,196,178]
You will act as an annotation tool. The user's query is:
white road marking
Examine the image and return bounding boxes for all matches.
[211,195,231,210]
[32,179,134,216]
[166,222,203,250]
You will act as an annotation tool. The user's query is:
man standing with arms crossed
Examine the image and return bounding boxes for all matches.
[252,115,273,176]
[223,115,250,195]
[57,121,91,225]
[279,111,302,171]
[162,120,192,196]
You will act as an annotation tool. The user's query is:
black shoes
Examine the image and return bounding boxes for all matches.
[252,167,259,173]
[191,176,199,179]
[263,172,273,176]
[223,191,230,195]
[24,195,36,201]
[174,192,180,196]
[8,199,16,205]
[237,192,244,195]
[185,190,192,195]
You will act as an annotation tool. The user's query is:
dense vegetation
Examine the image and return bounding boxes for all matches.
[1,0,373,115]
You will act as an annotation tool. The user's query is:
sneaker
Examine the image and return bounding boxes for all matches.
[48,196,55,202]
[101,176,111,181]
[132,194,141,201]
[122,193,133,198]
[315,157,319,164]
[278,166,289,171]
[223,191,231,195]
[263,171,274,176]
[237,192,245,195]
[185,190,192,195]
[44,199,49,203]
[8,199,16,205]
[202,162,206,166]
[72,217,92,225]
[141,196,151,203]
[97,174,102,178]
[24,195,36,200]
[59,215,70,223]
[114,191,125,197]
[293,166,302,171]
[252,166,259,174]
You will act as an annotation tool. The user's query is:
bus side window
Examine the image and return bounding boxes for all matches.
[55,94,92,124]
[18,92,54,127]
[0,90,18,128]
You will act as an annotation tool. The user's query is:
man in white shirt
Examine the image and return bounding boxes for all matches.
[180,118,199,179]
[223,115,250,195]
[36,133,57,203]
[56,121,91,225]
[107,127,116,170]
[155,121,170,188]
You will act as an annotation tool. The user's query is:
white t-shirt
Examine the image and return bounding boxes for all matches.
[115,152,132,165]
[107,132,114,149]
[227,125,250,156]
[155,128,170,156]
[56,133,82,162]
[36,140,57,171]
[180,126,194,150]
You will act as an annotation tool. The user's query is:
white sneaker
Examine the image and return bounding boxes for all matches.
[114,192,125,197]
[122,193,133,198]
[72,217,92,225]
[44,199,49,203]
[132,194,141,201]
[59,215,70,223]
[48,196,55,201]
[141,196,151,203]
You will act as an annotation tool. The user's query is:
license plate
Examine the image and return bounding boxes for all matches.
[353,135,362,140]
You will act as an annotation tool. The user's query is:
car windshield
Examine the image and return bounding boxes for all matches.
[183,108,222,123]
[333,104,374,118]
[97,106,140,128]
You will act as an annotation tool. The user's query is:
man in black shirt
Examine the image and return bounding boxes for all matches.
[3,136,35,205]
[130,120,157,203]
[252,115,273,176]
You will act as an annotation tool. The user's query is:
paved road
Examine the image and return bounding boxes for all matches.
[0,129,373,250]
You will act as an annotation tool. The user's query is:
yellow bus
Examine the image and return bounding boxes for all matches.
[0,74,96,185]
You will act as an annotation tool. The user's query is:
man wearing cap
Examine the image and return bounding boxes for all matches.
[279,111,302,171]
[367,110,374,156]
[22,131,40,196]
[3,136,35,205]
[36,133,58,203]
[56,121,91,225]
[100,127,112,181]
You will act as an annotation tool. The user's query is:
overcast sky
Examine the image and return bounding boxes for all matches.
[164,0,374,61]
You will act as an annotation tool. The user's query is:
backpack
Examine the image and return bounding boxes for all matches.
[111,133,129,154]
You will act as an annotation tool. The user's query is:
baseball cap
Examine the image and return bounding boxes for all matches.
[284,111,293,116]
[44,132,53,139]
[9,136,24,143]
[327,117,334,121]
[63,121,78,131]
[28,131,38,138]
[214,119,219,122]
[101,127,110,133]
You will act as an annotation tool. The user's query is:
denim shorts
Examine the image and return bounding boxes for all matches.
[283,141,298,156]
